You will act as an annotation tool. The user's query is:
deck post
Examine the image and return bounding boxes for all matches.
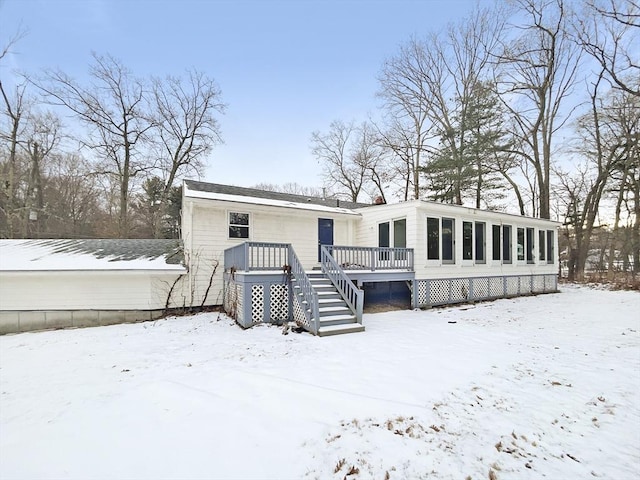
[412,280,418,309]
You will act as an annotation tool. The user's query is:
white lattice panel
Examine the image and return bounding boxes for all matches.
[293,294,310,327]
[472,278,489,299]
[223,277,241,320]
[429,280,450,304]
[417,281,428,305]
[489,277,504,298]
[236,283,244,324]
[450,279,471,302]
[506,277,519,295]
[520,276,532,294]
[532,275,545,293]
[269,284,289,322]
[545,275,557,291]
[223,278,232,312]
[251,285,264,324]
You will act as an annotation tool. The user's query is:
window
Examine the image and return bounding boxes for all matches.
[539,230,546,262]
[442,218,455,264]
[475,222,486,263]
[517,227,525,261]
[463,221,473,260]
[394,219,407,260]
[378,222,390,260]
[492,225,501,261]
[526,227,535,263]
[503,225,512,264]
[229,212,249,238]
[547,230,555,264]
[426,217,440,260]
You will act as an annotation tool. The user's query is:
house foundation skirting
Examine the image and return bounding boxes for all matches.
[0,309,166,335]
[413,273,558,308]
[222,271,560,329]
[223,271,291,329]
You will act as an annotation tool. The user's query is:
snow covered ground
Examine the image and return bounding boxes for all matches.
[1,285,638,480]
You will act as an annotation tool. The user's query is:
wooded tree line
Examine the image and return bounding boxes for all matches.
[1,0,637,282]
[1,44,224,239]
[310,0,638,280]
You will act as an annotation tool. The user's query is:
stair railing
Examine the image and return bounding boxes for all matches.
[320,245,364,325]
[287,244,320,334]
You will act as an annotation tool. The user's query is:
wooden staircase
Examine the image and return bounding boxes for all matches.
[301,272,365,337]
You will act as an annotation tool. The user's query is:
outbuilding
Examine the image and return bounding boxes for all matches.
[0,239,186,334]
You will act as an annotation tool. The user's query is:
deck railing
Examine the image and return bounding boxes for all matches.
[328,246,414,271]
[224,242,290,271]
[288,246,320,334]
[321,245,364,325]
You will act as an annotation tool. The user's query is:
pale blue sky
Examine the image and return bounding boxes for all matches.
[1,0,479,189]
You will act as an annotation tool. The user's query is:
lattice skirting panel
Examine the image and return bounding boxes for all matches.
[506,276,520,296]
[226,277,294,328]
[269,284,289,322]
[251,284,264,325]
[519,276,533,294]
[416,274,558,308]
[292,294,311,329]
[488,277,504,298]
[223,274,243,324]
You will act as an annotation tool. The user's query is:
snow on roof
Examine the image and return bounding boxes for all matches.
[0,239,186,272]
[183,181,363,216]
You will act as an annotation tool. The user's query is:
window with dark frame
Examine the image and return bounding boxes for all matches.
[426,217,440,260]
[539,230,546,261]
[503,225,512,264]
[492,224,501,261]
[463,221,473,260]
[475,221,486,263]
[526,227,534,263]
[228,212,249,238]
[393,219,407,261]
[517,227,525,261]
[378,222,390,261]
[442,218,455,264]
[547,230,555,264]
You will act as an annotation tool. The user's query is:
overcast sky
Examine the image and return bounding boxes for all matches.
[1,0,478,190]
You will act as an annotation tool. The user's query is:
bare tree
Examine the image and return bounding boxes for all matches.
[311,120,389,202]
[576,0,640,97]
[150,69,224,236]
[19,111,62,236]
[377,38,433,200]
[43,153,102,238]
[353,121,390,203]
[374,119,417,201]
[496,0,582,219]
[0,26,27,62]
[0,79,29,236]
[558,70,639,280]
[252,182,324,197]
[38,53,154,237]
[311,120,365,202]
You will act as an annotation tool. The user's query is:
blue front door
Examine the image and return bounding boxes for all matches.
[318,218,334,261]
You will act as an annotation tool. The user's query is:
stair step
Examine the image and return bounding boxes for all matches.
[319,314,357,327]
[317,291,341,298]
[319,306,352,316]
[318,298,347,308]
[318,323,365,337]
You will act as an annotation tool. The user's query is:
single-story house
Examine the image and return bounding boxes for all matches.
[0,239,186,334]
[0,181,560,336]
[181,180,560,336]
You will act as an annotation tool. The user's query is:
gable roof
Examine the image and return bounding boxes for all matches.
[183,180,372,213]
[0,239,186,272]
